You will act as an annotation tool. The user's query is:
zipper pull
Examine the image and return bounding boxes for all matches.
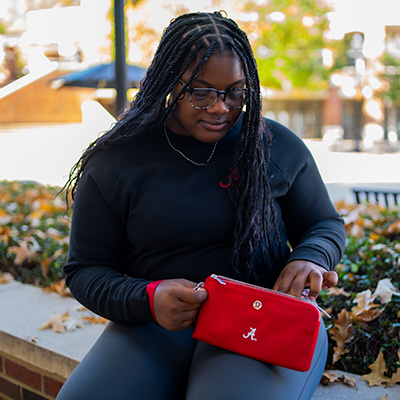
[193,282,205,291]
[302,290,331,318]
[314,303,331,319]
[211,274,226,285]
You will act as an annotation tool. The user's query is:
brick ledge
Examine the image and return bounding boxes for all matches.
[0,281,105,381]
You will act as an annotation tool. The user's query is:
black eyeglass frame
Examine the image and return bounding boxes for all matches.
[178,79,248,110]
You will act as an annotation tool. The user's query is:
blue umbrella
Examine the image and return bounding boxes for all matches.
[53,62,147,89]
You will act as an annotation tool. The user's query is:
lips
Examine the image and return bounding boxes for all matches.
[201,120,228,131]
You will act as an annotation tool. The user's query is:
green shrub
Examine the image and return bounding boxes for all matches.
[0,180,70,286]
[319,201,400,376]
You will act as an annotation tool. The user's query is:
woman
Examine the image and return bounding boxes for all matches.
[57,11,346,400]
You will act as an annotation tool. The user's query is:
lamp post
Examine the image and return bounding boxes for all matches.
[114,0,127,115]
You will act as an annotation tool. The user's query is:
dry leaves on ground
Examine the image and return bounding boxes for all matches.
[0,271,14,283]
[39,310,108,333]
[42,279,71,297]
[81,315,109,324]
[329,309,353,364]
[385,351,400,388]
[361,351,391,387]
[329,277,400,368]
[321,371,357,388]
[39,312,83,333]
[326,286,351,297]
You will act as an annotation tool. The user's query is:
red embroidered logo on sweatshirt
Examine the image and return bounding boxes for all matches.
[220,167,240,188]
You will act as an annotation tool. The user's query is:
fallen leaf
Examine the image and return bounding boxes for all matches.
[350,223,364,238]
[378,396,390,400]
[386,218,400,234]
[0,272,14,283]
[361,350,390,387]
[327,287,351,297]
[8,241,37,265]
[64,317,84,331]
[0,225,11,241]
[352,289,380,316]
[321,371,338,385]
[39,312,70,333]
[372,278,400,304]
[370,232,380,241]
[329,309,353,364]
[38,311,83,333]
[351,306,386,323]
[40,248,65,280]
[386,368,400,387]
[81,315,109,324]
[74,305,88,312]
[321,371,357,388]
[386,351,400,387]
[42,280,71,297]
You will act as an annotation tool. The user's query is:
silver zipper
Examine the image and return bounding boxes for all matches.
[211,274,227,285]
[210,274,331,318]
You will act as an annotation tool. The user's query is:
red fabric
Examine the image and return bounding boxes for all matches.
[146,280,164,323]
[193,275,321,372]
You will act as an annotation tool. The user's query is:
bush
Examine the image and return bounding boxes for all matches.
[319,201,400,376]
[0,180,70,286]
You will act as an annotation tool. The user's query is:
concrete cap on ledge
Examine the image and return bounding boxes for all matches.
[0,280,105,379]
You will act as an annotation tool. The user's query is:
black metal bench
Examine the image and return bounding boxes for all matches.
[352,188,400,207]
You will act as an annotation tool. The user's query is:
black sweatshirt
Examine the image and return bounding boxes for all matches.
[64,117,346,326]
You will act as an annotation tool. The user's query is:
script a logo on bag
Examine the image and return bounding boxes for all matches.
[243,327,257,341]
[242,300,262,341]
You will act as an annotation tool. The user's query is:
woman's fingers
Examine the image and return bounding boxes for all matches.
[153,279,208,331]
[273,261,338,300]
[322,270,339,290]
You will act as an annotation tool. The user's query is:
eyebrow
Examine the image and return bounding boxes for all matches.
[192,78,246,87]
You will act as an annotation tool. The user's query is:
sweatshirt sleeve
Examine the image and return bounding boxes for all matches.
[269,120,346,271]
[63,155,154,326]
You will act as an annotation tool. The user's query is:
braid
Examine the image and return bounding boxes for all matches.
[64,11,282,285]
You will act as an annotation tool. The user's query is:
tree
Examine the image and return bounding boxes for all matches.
[237,0,345,91]
[381,50,400,104]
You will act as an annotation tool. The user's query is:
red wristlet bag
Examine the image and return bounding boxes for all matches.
[192,274,322,372]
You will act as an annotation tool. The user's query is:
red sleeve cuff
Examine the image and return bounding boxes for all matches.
[146,280,164,323]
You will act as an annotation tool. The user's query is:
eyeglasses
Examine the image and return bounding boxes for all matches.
[178,79,247,110]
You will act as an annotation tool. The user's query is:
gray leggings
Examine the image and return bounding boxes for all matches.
[56,320,327,400]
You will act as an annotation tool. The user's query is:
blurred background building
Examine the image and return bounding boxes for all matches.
[0,0,399,153]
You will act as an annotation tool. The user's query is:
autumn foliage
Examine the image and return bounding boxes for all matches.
[1,181,400,384]
[319,200,400,384]
[0,181,71,285]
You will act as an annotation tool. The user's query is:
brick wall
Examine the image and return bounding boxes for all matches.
[0,70,95,124]
[0,353,65,400]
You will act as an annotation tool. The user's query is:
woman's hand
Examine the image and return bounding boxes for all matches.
[153,279,208,331]
[273,260,338,300]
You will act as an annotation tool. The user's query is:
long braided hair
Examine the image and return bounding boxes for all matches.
[65,11,281,285]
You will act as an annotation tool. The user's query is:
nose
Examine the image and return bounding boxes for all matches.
[207,95,229,114]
